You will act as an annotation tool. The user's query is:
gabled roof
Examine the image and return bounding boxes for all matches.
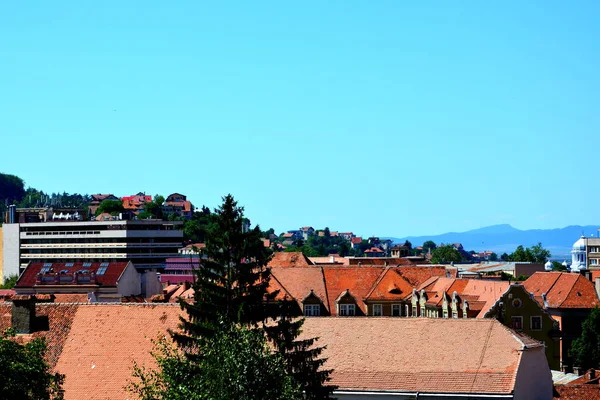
[299,318,543,394]
[351,237,362,244]
[323,267,385,315]
[270,267,328,312]
[267,252,315,268]
[413,277,510,317]
[364,268,413,302]
[522,272,600,309]
[16,262,131,288]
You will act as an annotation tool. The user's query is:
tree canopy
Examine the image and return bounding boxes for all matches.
[507,243,551,263]
[570,307,600,370]
[0,329,64,399]
[95,199,124,216]
[430,245,462,264]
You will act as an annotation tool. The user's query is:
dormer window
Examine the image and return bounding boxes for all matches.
[339,304,355,316]
[304,304,320,316]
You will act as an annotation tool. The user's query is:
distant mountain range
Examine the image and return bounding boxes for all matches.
[385,224,600,259]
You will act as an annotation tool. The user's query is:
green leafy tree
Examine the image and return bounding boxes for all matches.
[130,325,302,400]
[489,252,498,261]
[500,252,509,261]
[570,307,600,370]
[0,173,26,204]
[430,245,462,264]
[0,274,18,289]
[183,206,213,243]
[507,243,551,263]
[422,240,437,253]
[95,199,124,216]
[552,261,568,272]
[403,240,412,250]
[0,329,64,399]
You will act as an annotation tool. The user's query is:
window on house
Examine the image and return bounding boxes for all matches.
[531,316,542,331]
[443,309,449,318]
[591,259,598,266]
[96,266,108,275]
[512,316,523,331]
[339,304,356,316]
[392,304,401,316]
[412,305,417,317]
[373,304,383,316]
[304,304,320,317]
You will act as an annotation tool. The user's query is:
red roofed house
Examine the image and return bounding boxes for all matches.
[162,193,193,219]
[121,193,152,212]
[523,272,600,371]
[364,247,385,257]
[14,261,142,302]
[350,236,363,250]
[0,302,554,400]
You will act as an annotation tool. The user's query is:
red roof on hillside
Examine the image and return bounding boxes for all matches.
[16,262,130,288]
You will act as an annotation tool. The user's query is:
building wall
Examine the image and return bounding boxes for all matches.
[513,346,553,400]
[586,238,600,268]
[2,223,20,280]
[116,262,142,297]
[486,285,561,370]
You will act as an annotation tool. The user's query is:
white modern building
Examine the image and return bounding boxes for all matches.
[2,219,183,281]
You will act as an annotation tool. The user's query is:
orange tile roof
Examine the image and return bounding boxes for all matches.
[522,272,600,309]
[554,385,600,399]
[414,277,510,317]
[395,266,449,287]
[299,318,542,394]
[322,267,385,315]
[270,267,328,312]
[364,268,413,302]
[267,252,315,268]
[0,303,545,398]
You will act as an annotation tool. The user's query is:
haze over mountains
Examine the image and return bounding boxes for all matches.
[388,224,600,259]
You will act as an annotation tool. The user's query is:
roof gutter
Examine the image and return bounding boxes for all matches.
[334,390,513,399]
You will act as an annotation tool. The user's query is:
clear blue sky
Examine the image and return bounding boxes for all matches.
[1,1,599,237]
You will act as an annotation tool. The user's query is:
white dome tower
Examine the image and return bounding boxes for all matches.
[544,260,553,271]
[571,235,587,272]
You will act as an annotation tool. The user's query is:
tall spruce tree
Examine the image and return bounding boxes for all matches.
[172,194,334,398]
[265,299,335,399]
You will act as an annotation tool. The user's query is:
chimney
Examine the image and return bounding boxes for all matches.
[11,295,36,334]
[330,255,335,263]
[574,366,584,376]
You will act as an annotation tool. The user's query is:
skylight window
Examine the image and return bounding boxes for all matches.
[43,263,53,267]
[65,263,74,267]
[83,262,92,267]
[97,266,108,275]
[40,267,50,274]
[100,262,109,267]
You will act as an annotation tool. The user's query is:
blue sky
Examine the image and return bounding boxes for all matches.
[1,1,599,237]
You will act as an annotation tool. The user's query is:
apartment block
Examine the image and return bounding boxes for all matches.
[2,219,183,279]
